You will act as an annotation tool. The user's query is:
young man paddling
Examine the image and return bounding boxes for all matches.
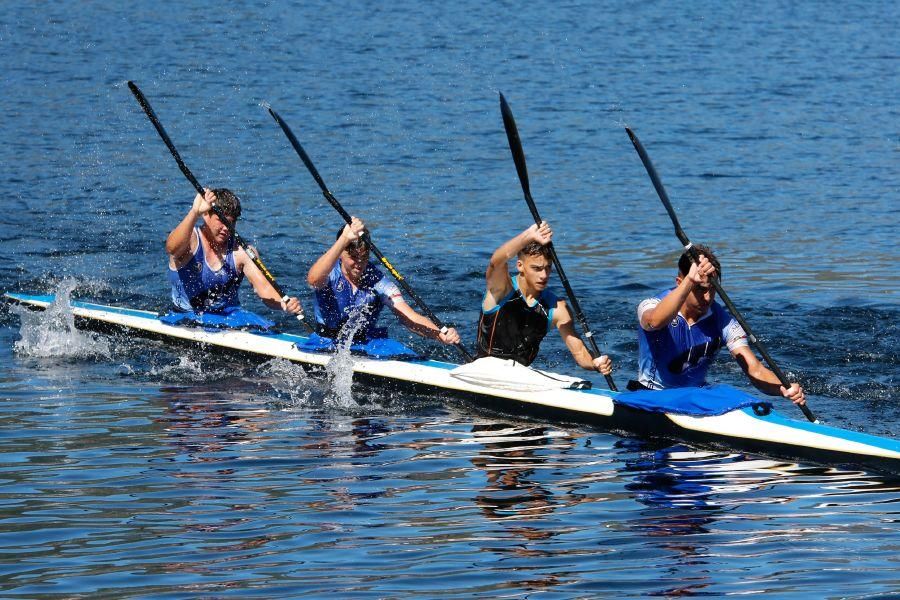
[165,188,302,327]
[476,221,613,375]
[633,244,805,405]
[306,216,460,348]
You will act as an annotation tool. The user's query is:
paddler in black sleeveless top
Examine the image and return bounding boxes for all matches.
[477,221,613,375]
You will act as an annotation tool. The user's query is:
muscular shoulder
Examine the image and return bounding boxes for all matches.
[637,296,663,331]
[170,228,202,269]
[483,272,514,312]
[713,303,748,351]
[551,297,571,328]
[231,245,249,269]
[540,288,559,307]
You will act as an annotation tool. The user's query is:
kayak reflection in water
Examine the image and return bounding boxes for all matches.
[306,216,460,347]
[633,243,805,406]
[163,188,302,329]
[475,220,612,375]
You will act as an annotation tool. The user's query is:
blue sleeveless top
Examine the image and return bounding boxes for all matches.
[168,227,243,313]
[312,261,402,341]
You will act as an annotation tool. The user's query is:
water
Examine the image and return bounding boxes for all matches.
[1,0,898,596]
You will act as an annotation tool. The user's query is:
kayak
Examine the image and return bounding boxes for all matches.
[7,291,900,475]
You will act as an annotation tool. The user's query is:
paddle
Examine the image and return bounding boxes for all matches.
[625,126,816,423]
[498,93,618,391]
[126,81,312,332]
[265,106,475,363]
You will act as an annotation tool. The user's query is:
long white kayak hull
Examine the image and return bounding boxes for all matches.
[7,292,900,475]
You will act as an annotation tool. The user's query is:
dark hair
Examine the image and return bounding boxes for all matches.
[678,243,722,279]
[335,225,369,251]
[518,242,552,260]
[212,188,241,221]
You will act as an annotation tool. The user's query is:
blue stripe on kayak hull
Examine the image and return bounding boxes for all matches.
[7,293,160,320]
[748,407,900,454]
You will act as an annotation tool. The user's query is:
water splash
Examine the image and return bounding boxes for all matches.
[326,340,356,409]
[325,306,371,409]
[257,358,315,406]
[12,280,111,359]
[147,353,224,382]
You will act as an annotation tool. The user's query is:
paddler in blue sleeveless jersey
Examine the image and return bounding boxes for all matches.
[306,216,460,347]
[632,244,805,405]
[164,188,302,328]
[476,221,613,374]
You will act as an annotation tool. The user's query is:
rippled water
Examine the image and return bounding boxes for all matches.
[2,0,899,597]
[3,348,900,597]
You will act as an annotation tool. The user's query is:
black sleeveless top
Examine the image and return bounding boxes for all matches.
[476,276,558,366]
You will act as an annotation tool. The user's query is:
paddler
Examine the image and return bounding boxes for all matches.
[476,221,613,375]
[164,188,302,328]
[632,244,806,405]
[306,216,460,348]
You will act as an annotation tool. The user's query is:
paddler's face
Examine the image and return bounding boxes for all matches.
[517,254,553,291]
[341,244,370,282]
[204,211,235,245]
[678,275,716,314]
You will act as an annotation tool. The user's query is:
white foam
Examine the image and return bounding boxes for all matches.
[12,280,111,359]
[324,305,372,409]
[257,358,315,406]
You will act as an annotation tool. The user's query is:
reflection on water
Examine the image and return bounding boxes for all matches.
[470,423,559,523]
[617,445,900,597]
[624,446,800,510]
[1,369,899,597]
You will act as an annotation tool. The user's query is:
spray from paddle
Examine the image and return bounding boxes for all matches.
[256,358,315,407]
[12,280,110,359]
[325,305,372,409]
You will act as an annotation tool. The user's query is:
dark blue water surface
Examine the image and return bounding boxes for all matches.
[1,1,898,597]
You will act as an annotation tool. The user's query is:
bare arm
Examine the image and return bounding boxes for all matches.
[484,222,552,310]
[555,301,612,374]
[391,300,461,345]
[732,345,806,405]
[307,217,365,288]
[235,248,301,314]
[166,189,214,267]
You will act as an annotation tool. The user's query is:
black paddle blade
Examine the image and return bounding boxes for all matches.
[267,106,354,224]
[127,81,159,123]
[127,81,204,196]
[267,107,331,195]
[625,127,691,247]
[499,93,535,205]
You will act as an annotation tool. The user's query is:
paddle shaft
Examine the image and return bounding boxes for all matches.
[499,93,617,391]
[266,106,474,363]
[127,81,312,331]
[625,127,816,422]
